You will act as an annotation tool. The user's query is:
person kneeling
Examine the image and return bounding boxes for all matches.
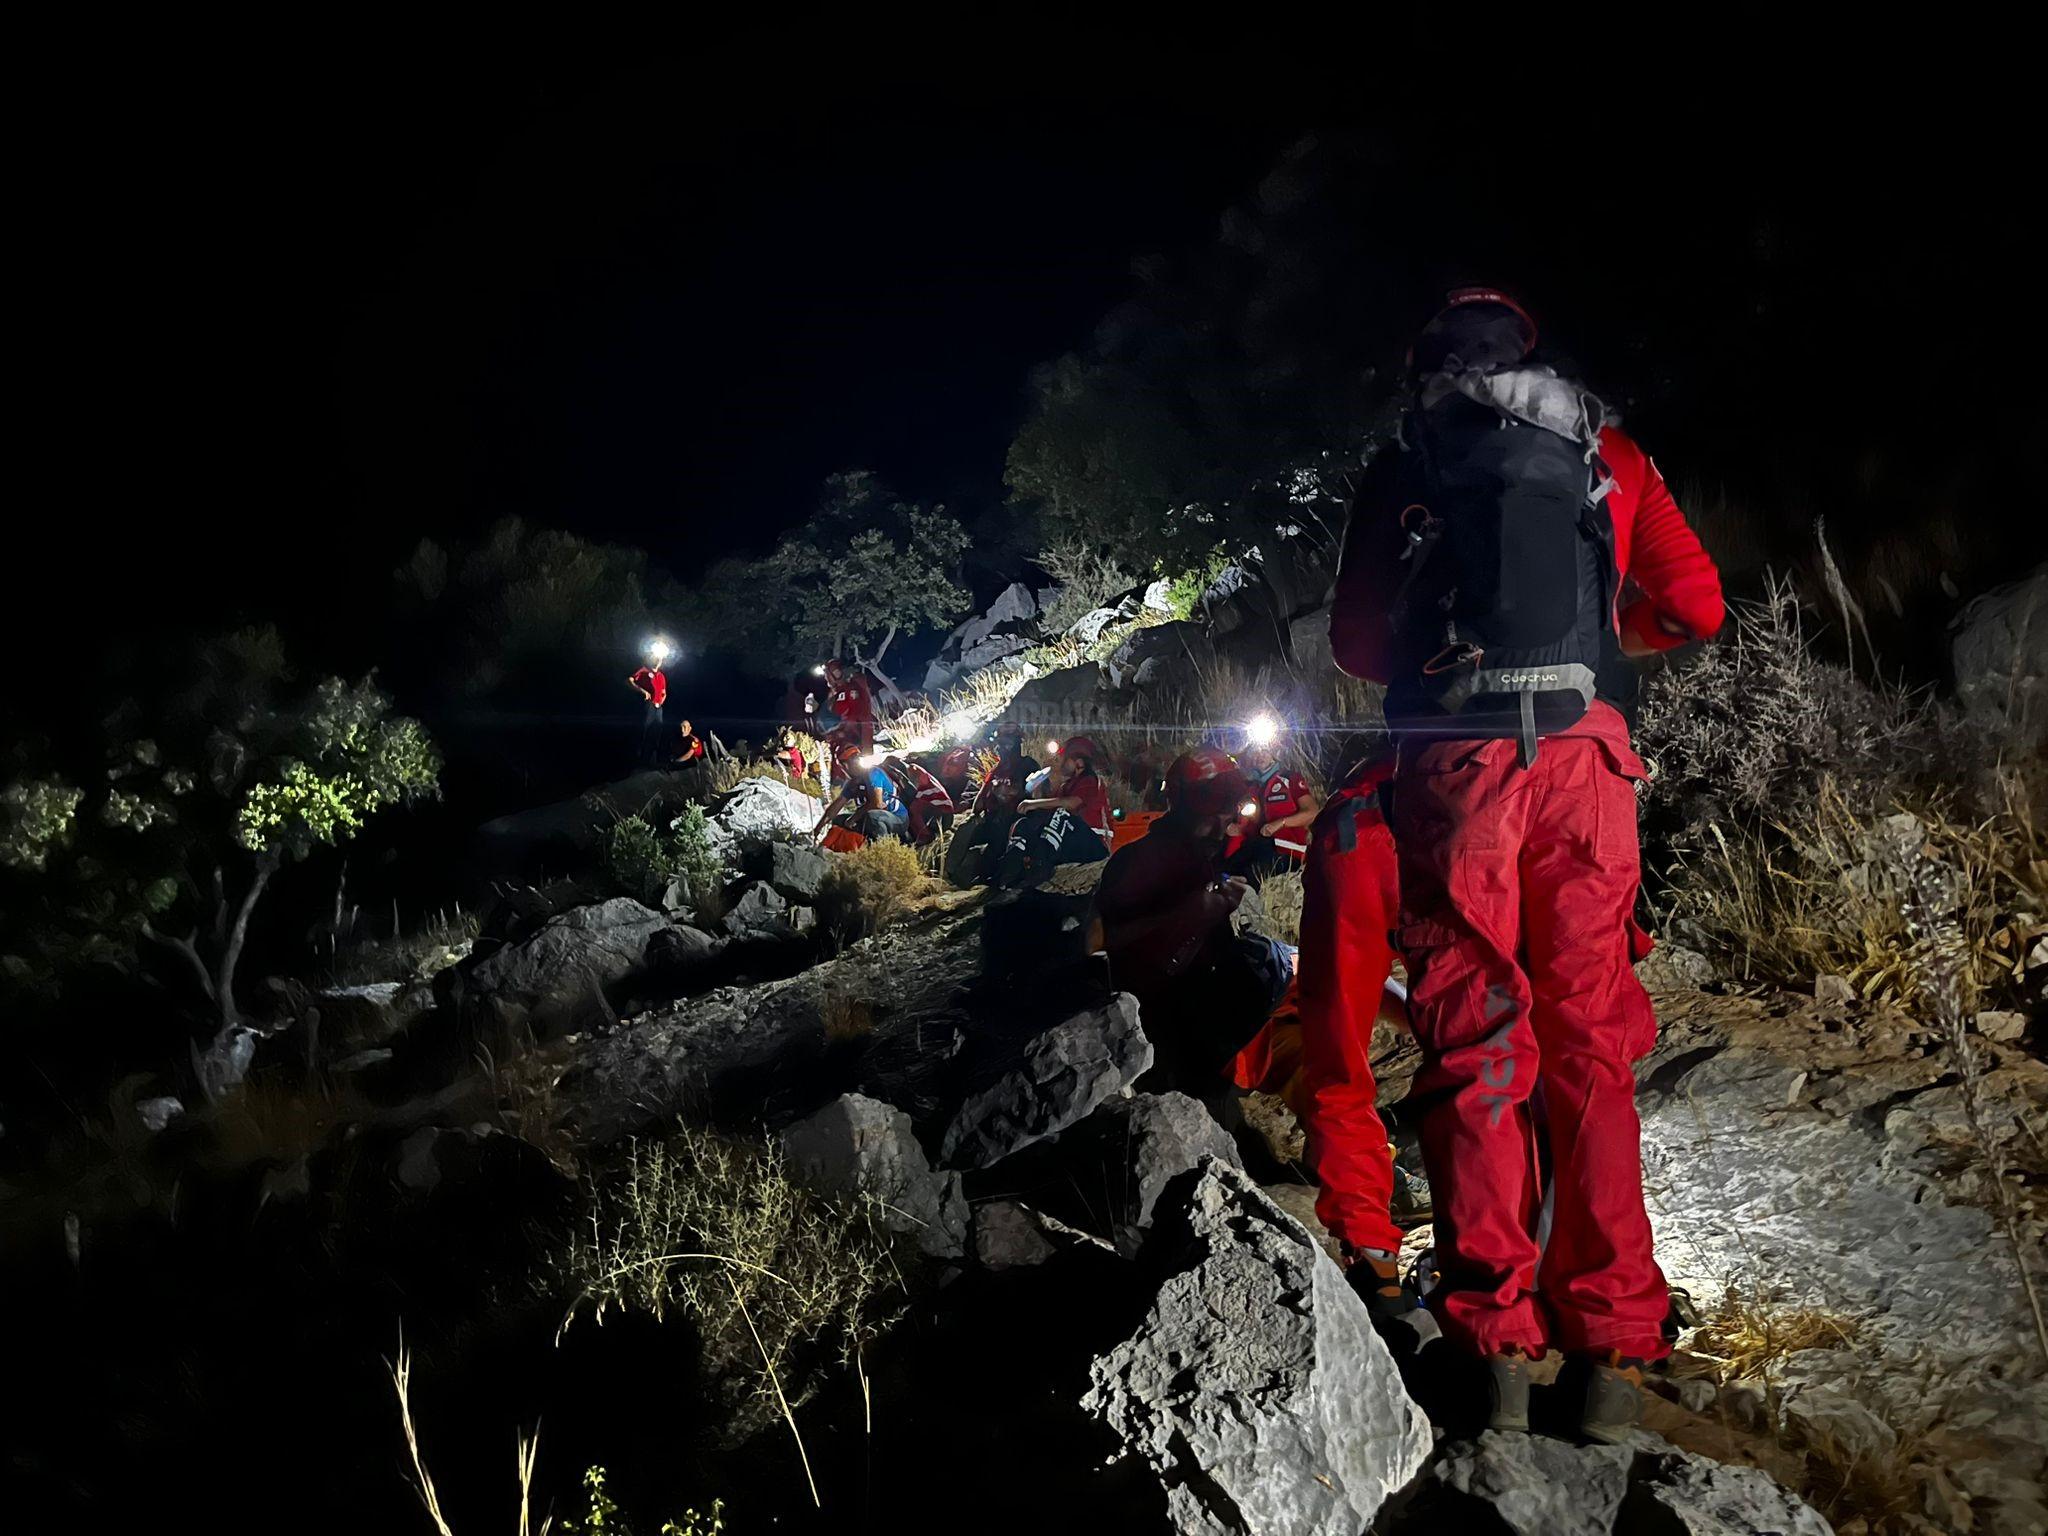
[813,745,908,845]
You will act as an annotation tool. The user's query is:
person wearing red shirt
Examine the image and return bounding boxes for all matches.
[626,657,668,765]
[1330,290,1723,1439]
[883,754,957,845]
[820,658,876,754]
[672,718,706,767]
[780,729,809,783]
[993,735,1112,890]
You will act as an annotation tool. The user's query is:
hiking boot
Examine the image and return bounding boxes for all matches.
[1579,1352,1648,1444]
[1389,1158,1433,1224]
[1344,1248,1442,1356]
[1484,1349,1536,1433]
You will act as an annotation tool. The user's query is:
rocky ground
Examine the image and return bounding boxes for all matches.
[397,764,2043,1533]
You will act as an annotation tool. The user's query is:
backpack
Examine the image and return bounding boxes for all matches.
[1383,368,1620,765]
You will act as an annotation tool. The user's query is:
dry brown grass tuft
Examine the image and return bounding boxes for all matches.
[1247,869,1305,948]
[820,987,875,1042]
[1661,772,2047,1016]
[814,838,931,947]
[1672,1286,1863,1386]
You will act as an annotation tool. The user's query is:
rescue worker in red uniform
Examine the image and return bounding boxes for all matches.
[820,659,876,755]
[626,655,668,764]
[993,735,1112,890]
[1331,289,1723,1439]
[883,753,957,845]
[1286,752,1438,1331]
[1223,725,1321,879]
[1092,749,1294,1124]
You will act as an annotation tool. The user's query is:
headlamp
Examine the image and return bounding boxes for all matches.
[1245,713,1280,749]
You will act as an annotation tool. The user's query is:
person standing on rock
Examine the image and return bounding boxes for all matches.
[820,658,876,755]
[1329,288,1724,1439]
[1091,749,1294,1124]
[1288,750,1437,1335]
[626,646,669,766]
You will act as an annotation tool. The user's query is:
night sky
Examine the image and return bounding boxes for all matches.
[14,31,2030,720]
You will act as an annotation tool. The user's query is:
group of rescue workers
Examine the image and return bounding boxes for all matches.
[651,292,1727,1445]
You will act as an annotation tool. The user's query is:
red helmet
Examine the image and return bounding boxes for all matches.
[1059,734,1102,767]
[834,742,865,770]
[1164,748,1252,819]
[1408,285,1538,376]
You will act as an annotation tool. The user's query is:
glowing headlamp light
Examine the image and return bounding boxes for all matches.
[1046,739,1061,755]
[1240,800,1261,819]
[647,636,674,664]
[1245,713,1280,749]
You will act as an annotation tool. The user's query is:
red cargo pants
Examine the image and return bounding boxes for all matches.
[1390,705,1668,1361]
[1295,775,1406,1256]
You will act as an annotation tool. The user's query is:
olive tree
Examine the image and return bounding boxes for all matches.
[0,634,440,1095]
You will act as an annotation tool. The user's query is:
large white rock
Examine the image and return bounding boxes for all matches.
[703,778,824,865]
[1084,1159,1432,1536]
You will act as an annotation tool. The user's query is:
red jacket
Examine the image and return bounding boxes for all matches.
[629,666,668,707]
[1330,425,1724,687]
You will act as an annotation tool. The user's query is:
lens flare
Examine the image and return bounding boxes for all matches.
[647,636,673,664]
[1245,713,1280,748]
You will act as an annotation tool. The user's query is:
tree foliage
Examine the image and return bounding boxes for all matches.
[389,517,682,738]
[695,471,970,681]
[0,631,441,1057]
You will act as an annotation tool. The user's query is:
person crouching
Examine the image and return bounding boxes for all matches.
[1090,749,1293,1123]
[992,735,1112,890]
[813,744,907,845]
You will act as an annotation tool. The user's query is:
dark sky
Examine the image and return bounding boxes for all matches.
[22,40,1331,669]
[14,28,2026,710]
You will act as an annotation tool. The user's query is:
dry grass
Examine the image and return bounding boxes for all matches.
[1247,869,1305,948]
[1661,772,2047,1015]
[1037,536,1139,635]
[549,1129,901,1444]
[820,987,875,1042]
[1672,1286,1863,1386]
[814,838,931,948]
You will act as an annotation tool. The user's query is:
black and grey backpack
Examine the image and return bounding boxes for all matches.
[1382,365,1620,764]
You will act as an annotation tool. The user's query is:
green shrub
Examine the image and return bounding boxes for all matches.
[601,806,726,916]
[560,1466,724,1536]
[1160,545,1237,622]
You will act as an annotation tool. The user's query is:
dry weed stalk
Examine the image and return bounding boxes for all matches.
[1901,857,2048,1367]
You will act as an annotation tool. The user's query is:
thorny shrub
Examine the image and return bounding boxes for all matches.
[549,1128,902,1437]
[1639,579,2046,1015]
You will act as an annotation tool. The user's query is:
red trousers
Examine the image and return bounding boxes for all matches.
[1390,705,1668,1361]
[1296,781,1406,1256]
